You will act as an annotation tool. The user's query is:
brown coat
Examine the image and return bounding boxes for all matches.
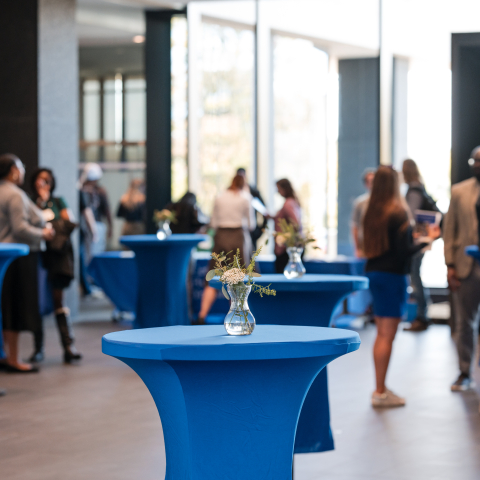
[443,177,480,279]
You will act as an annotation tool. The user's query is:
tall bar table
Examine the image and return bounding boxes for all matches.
[103,325,360,480]
[0,244,30,357]
[120,235,206,328]
[211,274,368,454]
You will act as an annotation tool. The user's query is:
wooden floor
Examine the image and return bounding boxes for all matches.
[0,313,479,480]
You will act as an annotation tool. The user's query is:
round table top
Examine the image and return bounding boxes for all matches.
[120,234,207,248]
[91,251,135,259]
[102,325,360,361]
[465,245,480,259]
[211,274,369,292]
[0,243,29,257]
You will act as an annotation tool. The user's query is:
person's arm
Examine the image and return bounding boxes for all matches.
[443,190,461,290]
[283,199,301,227]
[83,207,97,240]
[245,198,255,232]
[406,188,424,213]
[57,197,74,222]
[9,194,52,242]
[99,188,113,238]
[391,213,427,260]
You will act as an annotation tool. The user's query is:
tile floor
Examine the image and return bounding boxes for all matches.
[0,317,479,480]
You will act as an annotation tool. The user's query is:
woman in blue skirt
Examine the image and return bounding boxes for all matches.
[363,166,439,408]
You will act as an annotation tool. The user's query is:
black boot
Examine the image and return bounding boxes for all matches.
[29,330,45,363]
[55,310,82,364]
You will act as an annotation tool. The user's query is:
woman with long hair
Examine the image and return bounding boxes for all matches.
[196,174,254,324]
[0,154,55,372]
[169,192,207,234]
[363,166,438,407]
[402,158,436,332]
[29,168,82,364]
[273,178,302,273]
[117,178,146,236]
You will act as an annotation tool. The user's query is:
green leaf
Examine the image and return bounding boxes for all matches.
[222,285,230,300]
[205,270,216,281]
[265,238,269,245]
[250,272,261,277]
[218,256,226,262]
[214,269,223,276]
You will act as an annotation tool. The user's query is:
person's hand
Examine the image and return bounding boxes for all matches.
[427,224,441,241]
[42,226,55,241]
[447,266,461,291]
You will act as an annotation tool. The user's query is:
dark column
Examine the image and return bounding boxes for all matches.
[337,58,380,255]
[452,33,480,185]
[145,10,184,233]
[0,0,38,174]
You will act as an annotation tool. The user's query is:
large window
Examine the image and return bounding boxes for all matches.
[196,20,255,213]
[273,36,329,251]
[80,74,146,163]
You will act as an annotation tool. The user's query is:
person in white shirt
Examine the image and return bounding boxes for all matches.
[196,174,255,324]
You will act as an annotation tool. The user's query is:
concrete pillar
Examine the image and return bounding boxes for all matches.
[392,57,409,169]
[0,0,79,314]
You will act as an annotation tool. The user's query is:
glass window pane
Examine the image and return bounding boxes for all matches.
[197,21,254,213]
[124,77,146,142]
[83,79,100,141]
[273,36,329,250]
[171,16,188,200]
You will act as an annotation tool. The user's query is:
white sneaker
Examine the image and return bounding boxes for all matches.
[371,388,406,408]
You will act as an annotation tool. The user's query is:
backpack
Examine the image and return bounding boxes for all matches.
[407,185,440,213]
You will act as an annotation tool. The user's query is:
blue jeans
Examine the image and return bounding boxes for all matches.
[410,252,429,321]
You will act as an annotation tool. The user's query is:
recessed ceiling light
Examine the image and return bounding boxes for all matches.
[133,35,145,44]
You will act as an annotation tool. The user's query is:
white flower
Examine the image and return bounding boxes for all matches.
[221,268,245,286]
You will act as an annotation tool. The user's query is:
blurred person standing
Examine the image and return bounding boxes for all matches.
[402,159,442,332]
[196,174,255,324]
[351,168,376,258]
[363,166,438,407]
[117,178,146,236]
[236,167,268,248]
[29,168,82,364]
[443,146,480,391]
[273,179,302,273]
[0,154,55,373]
[167,192,207,234]
[79,163,112,256]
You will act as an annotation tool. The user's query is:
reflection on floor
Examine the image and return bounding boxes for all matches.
[0,319,479,480]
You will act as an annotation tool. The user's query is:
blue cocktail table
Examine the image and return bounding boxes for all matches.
[211,274,368,454]
[103,325,360,480]
[0,244,30,357]
[120,234,206,328]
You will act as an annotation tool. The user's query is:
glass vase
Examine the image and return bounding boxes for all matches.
[156,220,172,240]
[224,283,255,336]
[284,246,306,279]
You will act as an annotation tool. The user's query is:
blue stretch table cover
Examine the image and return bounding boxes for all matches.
[103,325,360,480]
[120,234,206,328]
[88,251,138,312]
[0,244,30,358]
[465,245,480,260]
[211,274,368,454]
[304,257,366,276]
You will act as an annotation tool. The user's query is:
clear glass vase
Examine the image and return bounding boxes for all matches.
[156,220,172,240]
[224,283,255,336]
[284,246,306,279]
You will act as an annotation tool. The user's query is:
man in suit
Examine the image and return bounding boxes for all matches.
[444,146,480,391]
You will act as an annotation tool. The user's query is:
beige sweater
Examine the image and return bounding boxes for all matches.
[0,180,45,251]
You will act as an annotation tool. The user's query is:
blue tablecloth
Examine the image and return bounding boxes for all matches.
[103,325,360,480]
[210,274,368,454]
[0,244,30,358]
[304,256,366,276]
[120,234,207,328]
[465,245,480,261]
[87,251,138,313]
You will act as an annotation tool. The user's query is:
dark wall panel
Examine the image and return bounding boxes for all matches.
[0,0,38,173]
[452,33,480,185]
[337,57,380,255]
